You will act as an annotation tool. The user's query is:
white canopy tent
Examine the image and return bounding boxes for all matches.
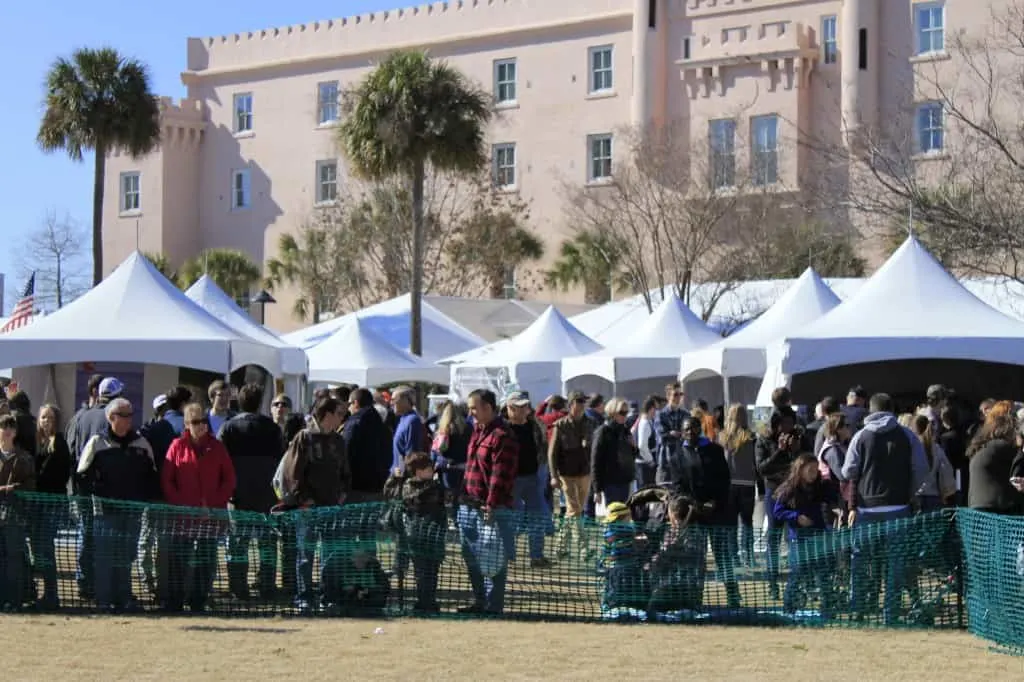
[281,293,484,363]
[0,252,272,373]
[756,238,1024,405]
[446,306,602,401]
[681,268,841,405]
[185,275,308,376]
[307,316,449,386]
[562,292,720,399]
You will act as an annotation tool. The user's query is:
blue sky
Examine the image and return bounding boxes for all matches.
[0,0,396,312]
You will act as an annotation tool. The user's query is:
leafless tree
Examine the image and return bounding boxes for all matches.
[803,2,1024,285]
[562,119,809,318]
[20,211,89,310]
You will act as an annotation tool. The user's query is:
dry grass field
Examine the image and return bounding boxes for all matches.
[3,615,1021,681]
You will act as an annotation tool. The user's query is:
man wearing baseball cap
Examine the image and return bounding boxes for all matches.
[66,376,125,600]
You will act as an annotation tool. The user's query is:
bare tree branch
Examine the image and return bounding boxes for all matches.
[19,210,89,310]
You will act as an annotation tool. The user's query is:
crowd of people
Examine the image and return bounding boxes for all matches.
[0,374,1021,622]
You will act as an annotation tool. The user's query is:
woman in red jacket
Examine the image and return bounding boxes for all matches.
[160,402,236,612]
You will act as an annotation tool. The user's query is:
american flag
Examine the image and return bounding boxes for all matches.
[1,273,35,333]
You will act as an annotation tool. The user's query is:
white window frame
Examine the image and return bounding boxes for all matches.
[916,101,944,154]
[233,93,253,134]
[821,15,837,65]
[750,115,779,186]
[315,160,339,204]
[915,2,945,56]
[492,143,517,189]
[231,168,251,210]
[588,45,614,93]
[708,119,736,190]
[119,171,141,213]
[317,81,339,125]
[587,133,613,182]
[493,58,517,105]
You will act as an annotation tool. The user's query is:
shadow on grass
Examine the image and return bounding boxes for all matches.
[180,625,299,634]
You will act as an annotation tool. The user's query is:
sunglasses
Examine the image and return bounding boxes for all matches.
[272,402,289,408]
[113,412,133,419]
[672,392,684,398]
[187,419,207,426]
[617,410,629,416]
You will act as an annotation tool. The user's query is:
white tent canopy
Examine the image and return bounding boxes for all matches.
[185,275,308,376]
[446,306,601,400]
[681,268,841,382]
[281,293,484,363]
[756,237,1024,404]
[306,316,449,386]
[0,252,272,373]
[562,292,720,384]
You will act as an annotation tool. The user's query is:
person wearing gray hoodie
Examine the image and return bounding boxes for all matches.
[841,392,930,625]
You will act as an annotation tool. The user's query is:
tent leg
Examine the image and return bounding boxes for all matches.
[722,375,731,407]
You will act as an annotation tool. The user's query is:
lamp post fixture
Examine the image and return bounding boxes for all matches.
[250,289,276,325]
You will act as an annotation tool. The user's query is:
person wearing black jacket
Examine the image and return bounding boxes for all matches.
[8,391,37,457]
[31,404,72,609]
[218,383,284,599]
[657,416,739,606]
[591,398,637,506]
[342,388,393,502]
[755,407,801,598]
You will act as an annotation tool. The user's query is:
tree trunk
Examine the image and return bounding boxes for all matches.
[92,144,107,285]
[409,163,426,356]
[56,254,63,308]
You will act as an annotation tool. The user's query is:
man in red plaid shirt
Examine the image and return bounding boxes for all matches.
[456,388,519,614]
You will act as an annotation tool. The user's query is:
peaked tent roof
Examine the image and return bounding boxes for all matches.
[681,268,841,380]
[306,316,448,386]
[0,252,271,373]
[449,306,602,367]
[766,237,1024,378]
[185,275,308,376]
[563,292,720,383]
[280,293,485,362]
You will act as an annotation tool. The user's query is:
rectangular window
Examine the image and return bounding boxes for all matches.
[231,168,251,209]
[492,143,517,189]
[316,160,338,203]
[494,58,517,104]
[683,37,692,60]
[503,267,518,299]
[233,93,253,133]
[821,15,837,65]
[858,29,868,70]
[915,2,945,55]
[588,134,613,181]
[916,102,944,153]
[751,115,779,186]
[589,46,614,93]
[708,119,736,189]
[120,172,141,213]
[317,81,339,125]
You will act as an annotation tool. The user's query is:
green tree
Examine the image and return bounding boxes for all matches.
[545,231,625,304]
[178,248,261,303]
[338,50,491,355]
[142,251,176,281]
[38,48,161,285]
[265,223,354,324]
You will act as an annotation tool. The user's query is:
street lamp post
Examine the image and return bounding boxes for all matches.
[250,289,276,325]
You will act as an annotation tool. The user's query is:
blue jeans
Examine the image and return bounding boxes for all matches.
[457,505,514,613]
[93,511,142,609]
[75,501,94,595]
[850,506,911,624]
[295,508,338,605]
[763,483,784,586]
[30,512,61,604]
[514,474,546,560]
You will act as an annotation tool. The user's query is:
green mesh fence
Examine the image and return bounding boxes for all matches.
[1,491,1018,651]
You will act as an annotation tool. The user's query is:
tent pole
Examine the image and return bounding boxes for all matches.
[722,375,731,407]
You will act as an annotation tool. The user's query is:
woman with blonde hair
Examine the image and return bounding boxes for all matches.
[31,403,72,609]
[431,400,471,496]
[719,403,757,566]
[909,414,956,511]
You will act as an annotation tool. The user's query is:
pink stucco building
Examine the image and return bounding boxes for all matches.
[102,0,980,331]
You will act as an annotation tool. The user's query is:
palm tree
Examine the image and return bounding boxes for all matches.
[546,231,623,304]
[142,251,176,281]
[338,50,491,355]
[483,215,545,299]
[38,48,161,285]
[178,248,262,303]
[265,230,336,324]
